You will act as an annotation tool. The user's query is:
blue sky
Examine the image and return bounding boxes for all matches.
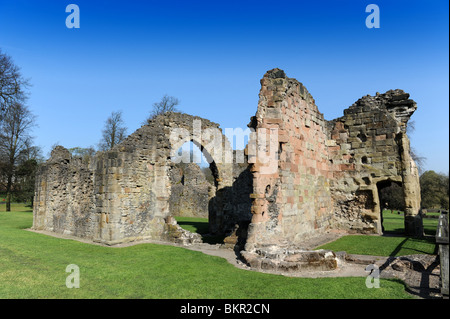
[0,0,448,173]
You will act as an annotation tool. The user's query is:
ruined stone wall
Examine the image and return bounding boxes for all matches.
[33,113,234,245]
[34,120,173,244]
[242,68,420,270]
[244,69,421,256]
[328,90,420,235]
[169,163,213,219]
[33,146,97,238]
[245,69,335,251]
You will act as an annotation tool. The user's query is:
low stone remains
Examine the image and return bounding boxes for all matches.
[379,254,441,298]
[33,68,421,272]
[241,247,338,272]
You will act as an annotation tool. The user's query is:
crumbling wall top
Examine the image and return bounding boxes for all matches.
[344,89,417,128]
[49,145,72,162]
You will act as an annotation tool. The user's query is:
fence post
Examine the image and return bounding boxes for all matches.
[436,210,449,297]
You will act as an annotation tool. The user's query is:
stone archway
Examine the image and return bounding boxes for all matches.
[166,114,233,191]
[163,113,234,236]
[32,112,235,245]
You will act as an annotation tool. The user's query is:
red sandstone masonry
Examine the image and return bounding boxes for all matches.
[246,69,421,254]
[246,68,335,248]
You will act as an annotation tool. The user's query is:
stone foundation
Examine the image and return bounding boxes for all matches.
[241,247,338,272]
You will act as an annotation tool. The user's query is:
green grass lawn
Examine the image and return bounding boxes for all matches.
[318,210,438,257]
[381,209,439,236]
[317,235,437,257]
[0,205,413,299]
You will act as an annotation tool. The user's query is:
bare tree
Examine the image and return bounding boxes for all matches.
[0,101,36,211]
[406,120,426,174]
[19,139,44,163]
[145,95,179,124]
[69,146,96,160]
[98,111,127,151]
[410,147,426,175]
[0,49,30,119]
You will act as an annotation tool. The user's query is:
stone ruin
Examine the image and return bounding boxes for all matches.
[169,163,214,219]
[32,68,421,272]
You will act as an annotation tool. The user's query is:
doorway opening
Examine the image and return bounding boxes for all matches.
[376,180,405,234]
[169,141,225,244]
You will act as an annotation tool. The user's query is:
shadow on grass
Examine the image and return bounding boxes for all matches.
[378,236,441,299]
[380,233,439,256]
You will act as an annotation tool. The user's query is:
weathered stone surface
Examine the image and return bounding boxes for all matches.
[241,247,338,272]
[169,163,213,219]
[33,113,238,245]
[329,89,420,236]
[244,69,421,259]
[163,216,203,245]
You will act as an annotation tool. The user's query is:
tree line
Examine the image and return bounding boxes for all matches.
[1,49,40,210]
[379,171,449,212]
[420,170,449,210]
